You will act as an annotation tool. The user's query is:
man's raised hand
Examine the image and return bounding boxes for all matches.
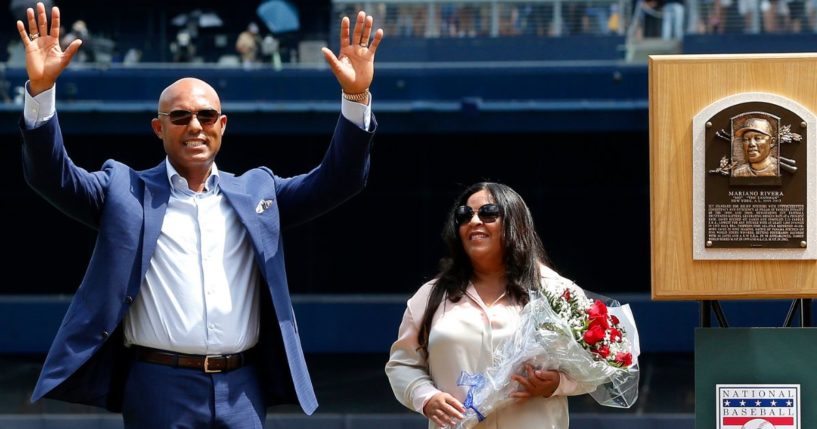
[16,2,81,95]
[321,11,384,99]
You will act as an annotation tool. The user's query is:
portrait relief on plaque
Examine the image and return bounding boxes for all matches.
[692,93,817,260]
[731,115,782,180]
[708,111,802,186]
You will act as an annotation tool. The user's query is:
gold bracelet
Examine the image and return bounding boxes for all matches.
[342,89,369,102]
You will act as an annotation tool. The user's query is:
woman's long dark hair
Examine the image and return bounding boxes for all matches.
[417,182,550,356]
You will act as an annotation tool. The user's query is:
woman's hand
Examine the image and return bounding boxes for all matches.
[16,2,81,95]
[510,364,560,399]
[423,392,465,427]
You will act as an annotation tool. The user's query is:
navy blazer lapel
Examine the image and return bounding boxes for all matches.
[219,173,267,261]
[140,163,170,281]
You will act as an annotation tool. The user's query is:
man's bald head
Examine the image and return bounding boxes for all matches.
[157,78,222,113]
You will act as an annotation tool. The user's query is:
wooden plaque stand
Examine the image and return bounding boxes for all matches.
[650,54,817,304]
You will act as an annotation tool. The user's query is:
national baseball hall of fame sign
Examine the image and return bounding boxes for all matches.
[717,384,800,429]
[693,92,817,260]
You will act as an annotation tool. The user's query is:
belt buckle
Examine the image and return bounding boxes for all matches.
[203,355,223,373]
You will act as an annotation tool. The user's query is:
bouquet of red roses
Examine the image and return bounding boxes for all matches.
[544,282,635,371]
[453,275,640,429]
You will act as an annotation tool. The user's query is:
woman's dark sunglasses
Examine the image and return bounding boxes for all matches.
[158,109,221,126]
[454,204,501,226]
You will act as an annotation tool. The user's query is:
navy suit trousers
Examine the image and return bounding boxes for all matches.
[122,359,266,429]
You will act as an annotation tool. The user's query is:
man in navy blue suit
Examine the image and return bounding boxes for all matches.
[16,2,383,428]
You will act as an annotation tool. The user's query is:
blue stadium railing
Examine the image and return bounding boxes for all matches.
[0,62,650,135]
[0,294,811,355]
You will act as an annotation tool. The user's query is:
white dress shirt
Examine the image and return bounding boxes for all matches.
[386,266,597,429]
[122,161,261,354]
[24,82,372,354]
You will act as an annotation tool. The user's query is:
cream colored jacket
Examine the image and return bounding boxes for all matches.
[385,266,596,429]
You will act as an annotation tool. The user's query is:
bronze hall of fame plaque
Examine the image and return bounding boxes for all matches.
[692,93,817,260]
[706,105,805,248]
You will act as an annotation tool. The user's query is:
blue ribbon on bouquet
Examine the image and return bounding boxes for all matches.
[457,372,486,422]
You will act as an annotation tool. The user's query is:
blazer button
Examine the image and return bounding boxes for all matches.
[124,296,134,304]
[101,330,110,339]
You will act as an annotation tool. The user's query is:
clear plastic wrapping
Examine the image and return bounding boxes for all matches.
[453,277,640,429]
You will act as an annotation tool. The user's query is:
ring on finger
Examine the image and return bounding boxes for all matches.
[359,42,368,47]
[29,32,39,41]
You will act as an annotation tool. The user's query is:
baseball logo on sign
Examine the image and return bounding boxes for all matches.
[742,418,776,429]
[717,384,800,429]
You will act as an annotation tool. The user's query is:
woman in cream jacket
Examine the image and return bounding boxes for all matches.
[386,182,596,429]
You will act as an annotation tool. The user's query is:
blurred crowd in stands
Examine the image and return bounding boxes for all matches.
[2,0,296,67]
[336,2,624,37]
[634,0,817,39]
[338,0,817,40]
[3,0,817,67]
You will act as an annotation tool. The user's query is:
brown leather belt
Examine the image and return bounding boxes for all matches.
[132,346,250,373]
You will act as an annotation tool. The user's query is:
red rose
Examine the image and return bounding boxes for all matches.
[562,289,571,301]
[583,324,606,346]
[609,328,622,342]
[610,315,620,325]
[587,300,608,321]
[615,352,633,367]
[589,315,609,331]
[595,344,610,358]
